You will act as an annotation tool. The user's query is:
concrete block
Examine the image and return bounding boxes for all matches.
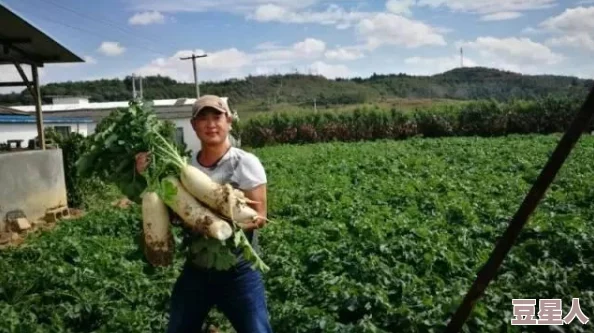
[0,232,10,245]
[44,206,69,223]
[14,218,31,231]
[0,150,68,224]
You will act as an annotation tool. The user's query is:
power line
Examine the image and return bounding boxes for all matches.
[34,15,167,57]
[32,0,176,52]
[9,2,168,57]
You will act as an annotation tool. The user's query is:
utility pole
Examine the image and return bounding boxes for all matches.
[132,73,137,99]
[180,53,208,98]
[460,47,464,67]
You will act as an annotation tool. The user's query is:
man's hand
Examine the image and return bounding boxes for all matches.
[135,152,150,174]
[240,216,266,231]
[238,184,267,231]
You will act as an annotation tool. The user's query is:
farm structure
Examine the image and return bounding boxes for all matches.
[0,3,84,243]
[9,95,240,153]
[0,105,91,149]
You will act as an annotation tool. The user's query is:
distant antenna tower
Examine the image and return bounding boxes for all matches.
[460,47,464,67]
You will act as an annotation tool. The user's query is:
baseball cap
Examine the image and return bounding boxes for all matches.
[191,95,230,118]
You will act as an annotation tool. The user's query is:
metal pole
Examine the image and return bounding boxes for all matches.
[445,85,594,332]
[132,74,136,99]
[32,65,45,150]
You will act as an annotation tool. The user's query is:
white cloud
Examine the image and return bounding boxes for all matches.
[308,61,351,78]
[0,66,27,94]
[134,37,354,81]
[386,0,415,16]
[128,11,166,25]
[540,6,594,51]
[480,11,522,21]
[356,13,447,49]
[254,41,283,50]
[0,64,48,93]
[457,37,564,67]
[84,56,98,64]
[137,48,250,81]
[546,34,594,51]
[249,4,373,29]
[416,0,557,15]
[130,0,324,13]
[98,42,125,56]
[521,26,543,34]
[324,47,365,61]
[253,38,326,63]
[404,55,478,75]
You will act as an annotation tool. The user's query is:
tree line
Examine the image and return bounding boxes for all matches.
[0,67,591,107]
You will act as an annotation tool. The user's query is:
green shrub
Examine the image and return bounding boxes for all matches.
[240,95,587,147]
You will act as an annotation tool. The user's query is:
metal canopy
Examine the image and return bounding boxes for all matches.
[0,2,84,150]
[0,3,83,66]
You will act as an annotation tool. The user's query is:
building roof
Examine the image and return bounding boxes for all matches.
[0,105,30,116]
[26,105,194,122]
[0,115,93,124]
[11,98,197,112]
[0,3,84,65]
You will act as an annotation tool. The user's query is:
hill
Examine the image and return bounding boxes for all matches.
[0,67,591,108]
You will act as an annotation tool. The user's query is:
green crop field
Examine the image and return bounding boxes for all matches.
[1,134,594,333]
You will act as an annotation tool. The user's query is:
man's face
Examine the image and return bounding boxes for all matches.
[191,108,231,146]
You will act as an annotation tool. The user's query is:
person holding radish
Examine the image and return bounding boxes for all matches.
[135,94,273,333]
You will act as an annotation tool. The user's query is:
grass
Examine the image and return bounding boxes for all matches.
[2,134,594,332]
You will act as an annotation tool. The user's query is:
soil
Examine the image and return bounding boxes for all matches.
[112,197,133,209]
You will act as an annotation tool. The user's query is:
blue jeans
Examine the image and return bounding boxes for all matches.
[167,259,273,333]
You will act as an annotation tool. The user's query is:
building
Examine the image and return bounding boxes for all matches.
[0,106,91,149]
[9,96,240,154]
[0,1,85,239]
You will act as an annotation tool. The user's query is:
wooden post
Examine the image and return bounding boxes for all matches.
[180,53,207,98]
[445,85,594,332]
[32,64,45,150]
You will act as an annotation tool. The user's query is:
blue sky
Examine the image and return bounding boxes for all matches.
[2,0,594,92]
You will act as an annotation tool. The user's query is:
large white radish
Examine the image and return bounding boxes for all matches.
[153,133,263,225]
[180,165,262,224]
[162,177,233,240]
[142,191,174,267]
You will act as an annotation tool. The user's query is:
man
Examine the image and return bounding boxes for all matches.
[136,95,273,333]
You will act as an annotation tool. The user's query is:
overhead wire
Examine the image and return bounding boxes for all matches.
[35,0,178,52]
[11,0,172,57]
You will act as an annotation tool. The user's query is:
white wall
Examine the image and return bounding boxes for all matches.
[0,123,89,148]
[87,123,96,134]
[169,118,240,157]
[52,97,89,105]
[171,118,202,155]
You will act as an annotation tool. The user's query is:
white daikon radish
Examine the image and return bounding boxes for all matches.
[153,133,265,225]
[142,191,174,267]
[161,177,233,240]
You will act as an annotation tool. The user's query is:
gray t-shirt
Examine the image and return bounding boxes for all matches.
[187,147,267,265]
[189,147,267,192]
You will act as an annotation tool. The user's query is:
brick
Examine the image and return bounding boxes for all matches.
[0,232,10,245]
[15,218,31,231]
